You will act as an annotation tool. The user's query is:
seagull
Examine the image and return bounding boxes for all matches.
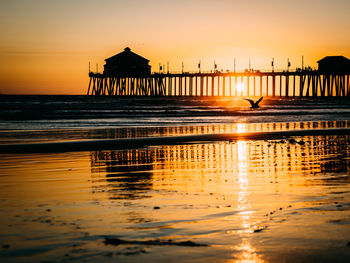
[243,97,263,108]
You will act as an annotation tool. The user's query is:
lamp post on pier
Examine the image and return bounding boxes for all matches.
[302,56,304,70]
[287,59,291,72]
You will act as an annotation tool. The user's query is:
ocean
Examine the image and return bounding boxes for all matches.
[0,95,350,262]
[1,95,350,127]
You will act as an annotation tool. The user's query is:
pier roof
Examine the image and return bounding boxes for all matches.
[105,47,149,62]
[317,56,350,73]
[317,56,350,63]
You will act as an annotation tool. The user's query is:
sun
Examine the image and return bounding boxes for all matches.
[236,82,246,94]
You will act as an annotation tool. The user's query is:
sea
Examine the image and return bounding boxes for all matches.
[2,95,350,129]
[0,95,350,262]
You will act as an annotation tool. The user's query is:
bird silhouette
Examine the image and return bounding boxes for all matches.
[243,97,263,108]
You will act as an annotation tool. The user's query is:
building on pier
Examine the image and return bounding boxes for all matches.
[103,47,151,76]
[317,56,350,73]
[88,54,350,97]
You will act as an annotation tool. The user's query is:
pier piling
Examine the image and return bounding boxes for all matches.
[88,71,350,97]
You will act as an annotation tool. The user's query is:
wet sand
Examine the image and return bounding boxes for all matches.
[1,120,349,145]
[1,127,350,153]
[1,124,350,262]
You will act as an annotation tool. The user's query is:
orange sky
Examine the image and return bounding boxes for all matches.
[0,0,349,94]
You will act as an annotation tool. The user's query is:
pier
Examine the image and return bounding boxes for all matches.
[87,49,350,97]
[87,70,350,97]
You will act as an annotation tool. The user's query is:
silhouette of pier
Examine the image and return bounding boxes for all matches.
[88,70,350,97]
[87,48,350,97]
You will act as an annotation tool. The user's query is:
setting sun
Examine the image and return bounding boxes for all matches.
[236,81,246,95]
[1,0,349,94]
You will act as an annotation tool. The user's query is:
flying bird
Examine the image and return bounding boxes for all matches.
[243,97,263,108]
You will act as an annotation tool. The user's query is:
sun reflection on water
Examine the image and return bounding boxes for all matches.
[234,239,266,263]
[234,140,265,262]
[86,132,350,262]
[236,123,248,133]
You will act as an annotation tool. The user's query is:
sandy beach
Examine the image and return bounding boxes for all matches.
[1,121,350,262]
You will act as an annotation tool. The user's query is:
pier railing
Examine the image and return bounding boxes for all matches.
[87,70,350,97]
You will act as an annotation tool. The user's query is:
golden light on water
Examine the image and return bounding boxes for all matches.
[237,123,248,133]
[1,122,350,261]
[234,140,265,263]
[234,239,266,263]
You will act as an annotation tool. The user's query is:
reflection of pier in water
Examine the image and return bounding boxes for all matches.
[91,149,162,200]
[92,120,350,140]
[90,130,350,200]
[87,120,350,262]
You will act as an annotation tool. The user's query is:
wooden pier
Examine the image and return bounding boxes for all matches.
[87,71,350,97]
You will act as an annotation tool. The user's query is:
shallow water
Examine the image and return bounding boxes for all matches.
[1,96,350,262]
[1,120,350,145]
[1,131,350,262]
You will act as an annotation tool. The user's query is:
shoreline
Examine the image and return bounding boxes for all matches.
[1,128,350,154]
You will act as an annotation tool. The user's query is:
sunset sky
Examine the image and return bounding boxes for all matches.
[0,0,349,94]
